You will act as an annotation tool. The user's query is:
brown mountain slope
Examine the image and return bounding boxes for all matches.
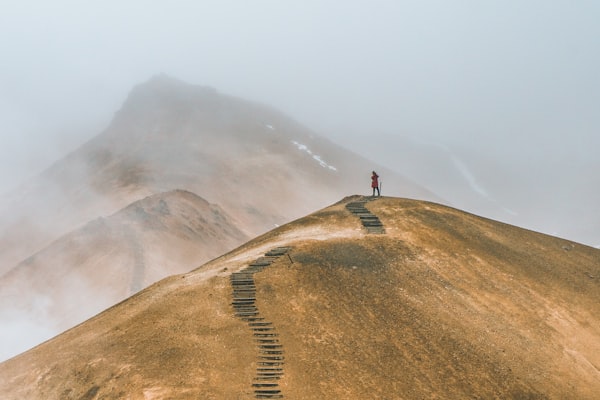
[0,189,248,360]
[0,75,438,274]
[0,75,438,363]
[2,196,598,399]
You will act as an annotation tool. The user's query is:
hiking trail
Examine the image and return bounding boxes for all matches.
[231,247,292,399]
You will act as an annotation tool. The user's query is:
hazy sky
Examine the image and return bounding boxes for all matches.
[1,0,599,193]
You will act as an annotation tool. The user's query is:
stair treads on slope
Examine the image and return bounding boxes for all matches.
[231,246,292,399]
[345,198,385,234]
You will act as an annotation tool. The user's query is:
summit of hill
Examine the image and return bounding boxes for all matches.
[1,196,598,399]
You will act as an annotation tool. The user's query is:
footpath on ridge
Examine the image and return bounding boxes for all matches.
[231,247,292,399]
[229,197,386,398]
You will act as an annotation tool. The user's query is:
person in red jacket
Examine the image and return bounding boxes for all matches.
[371,171,380,197]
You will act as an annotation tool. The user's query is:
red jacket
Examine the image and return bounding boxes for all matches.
[371,173,379,188]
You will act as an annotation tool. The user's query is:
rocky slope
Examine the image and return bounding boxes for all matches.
[1,196,598,399]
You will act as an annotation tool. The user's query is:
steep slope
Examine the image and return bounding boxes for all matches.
[0,75,437,274]
[1,197,598,399]
[0,190,247,361]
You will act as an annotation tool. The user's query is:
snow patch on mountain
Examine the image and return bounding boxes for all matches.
[291,141,337,171]
[265,124,275,131]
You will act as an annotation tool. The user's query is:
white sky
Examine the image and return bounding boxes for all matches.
[1,0,599,192]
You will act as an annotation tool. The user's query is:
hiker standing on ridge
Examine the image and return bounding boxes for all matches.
[371,171,380,197]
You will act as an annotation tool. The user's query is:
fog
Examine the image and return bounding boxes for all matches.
[0,1,599,362]
[1,1,599,223]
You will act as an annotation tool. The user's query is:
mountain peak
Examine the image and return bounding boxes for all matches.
[112,75,219,125]
[137,73,217,95]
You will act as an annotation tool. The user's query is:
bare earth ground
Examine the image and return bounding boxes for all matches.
[0,196,599,399]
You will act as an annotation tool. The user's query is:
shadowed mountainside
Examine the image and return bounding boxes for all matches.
[1,196,598,399]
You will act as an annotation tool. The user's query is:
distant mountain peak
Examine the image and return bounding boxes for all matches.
[139,73,217,94]
[147,72,182,85]
[113,75,219,124]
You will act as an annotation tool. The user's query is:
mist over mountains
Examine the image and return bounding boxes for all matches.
[0,75,436,269]
[0,73,597,367]
[1,2,598,395]
[0,190,247,348]
[0,75,436,361]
